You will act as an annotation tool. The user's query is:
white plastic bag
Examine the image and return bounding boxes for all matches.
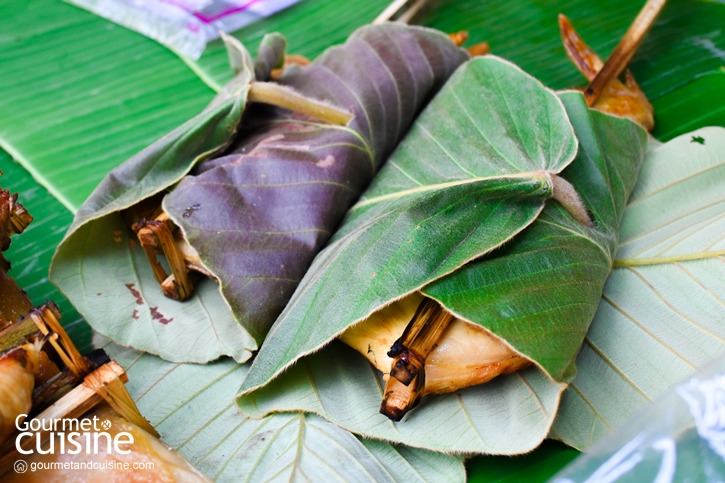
[69,0,300,60]
[551,354,725,482]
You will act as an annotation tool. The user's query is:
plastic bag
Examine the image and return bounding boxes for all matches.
[551,354,725,482]
[69,0,300,60]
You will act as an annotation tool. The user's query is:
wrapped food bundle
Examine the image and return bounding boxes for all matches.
[236,9,664,452]
[51,24,470,363]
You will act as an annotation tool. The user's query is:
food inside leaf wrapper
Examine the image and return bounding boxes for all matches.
[50,23,470,364]
[239,9,655,431]
[0,174,205,481]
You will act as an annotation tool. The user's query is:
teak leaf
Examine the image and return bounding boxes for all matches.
[163,24,469,343]
[50,25,469,362]
[50,36,264,363]
[551,127,725,450]
[237,58,647,454]
[100,338,465,483]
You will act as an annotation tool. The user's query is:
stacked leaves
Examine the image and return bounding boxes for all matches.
[50,24,469,363]
[237,56,648,454]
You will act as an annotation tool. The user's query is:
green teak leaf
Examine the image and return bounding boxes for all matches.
[239,56,579,392]
[50,37,263,363]
[551,126,725,450]
[50,24,468,362]
[100,338,466,483]
[237,58,647,454]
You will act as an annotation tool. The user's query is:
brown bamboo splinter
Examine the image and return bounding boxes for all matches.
[387,298,455,386]
[583,0,666,108]
[559,14,655,130]
[133,212,195,301]
[381,372,425,421]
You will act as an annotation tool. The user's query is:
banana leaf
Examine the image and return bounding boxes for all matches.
[50,24,469,363]
[237,55,647,454]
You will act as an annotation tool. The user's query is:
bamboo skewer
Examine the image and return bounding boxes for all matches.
[387,298,455,386]
[396,0,427,24]
[134,213,195,301]
[373,0,412,24]
[584,0,667,106]
[0,361,130,474]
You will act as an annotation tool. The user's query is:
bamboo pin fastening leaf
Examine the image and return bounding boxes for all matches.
[387,298,455,386]
[584,0,667,106]
[373,0,413,24]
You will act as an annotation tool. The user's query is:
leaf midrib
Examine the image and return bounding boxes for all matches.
[351,171,549,210]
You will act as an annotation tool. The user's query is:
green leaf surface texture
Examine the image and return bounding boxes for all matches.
[551,127,725,451]
[163,24,469,343]
[239,56,579,392]
[652,69,725,142]
[424,92,647,382]
[0,0,216,211]
[237,59,647,454]
[100,337,465,483]
[49,37,262,363]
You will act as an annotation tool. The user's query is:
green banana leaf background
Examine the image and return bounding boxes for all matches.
[2,0,725,481]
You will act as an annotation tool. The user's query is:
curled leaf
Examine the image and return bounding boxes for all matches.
[52,24,469,363]
[238,57,647,454]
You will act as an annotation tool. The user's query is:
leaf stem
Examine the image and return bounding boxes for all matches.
[584,0,667,106]
[396,0,427,24]
[614,250,725,267]
[551,175,594,227]
[248,82,352,126]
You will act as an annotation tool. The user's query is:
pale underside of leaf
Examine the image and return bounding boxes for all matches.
[52,214,256,363]
[99,337,465,483]
[551,127,725,451]
[49,51,260,362]
[238,341,566,455]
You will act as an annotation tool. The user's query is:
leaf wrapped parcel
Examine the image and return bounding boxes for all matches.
[50,24,469,363]
[237,56,648,454]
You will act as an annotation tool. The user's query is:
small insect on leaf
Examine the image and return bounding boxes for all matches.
[691,135,705,144]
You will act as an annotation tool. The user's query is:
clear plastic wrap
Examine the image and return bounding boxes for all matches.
[551,354,725,482]
[69,0,300,59]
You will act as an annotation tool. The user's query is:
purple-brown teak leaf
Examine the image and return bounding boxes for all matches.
[165,25,469,342]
